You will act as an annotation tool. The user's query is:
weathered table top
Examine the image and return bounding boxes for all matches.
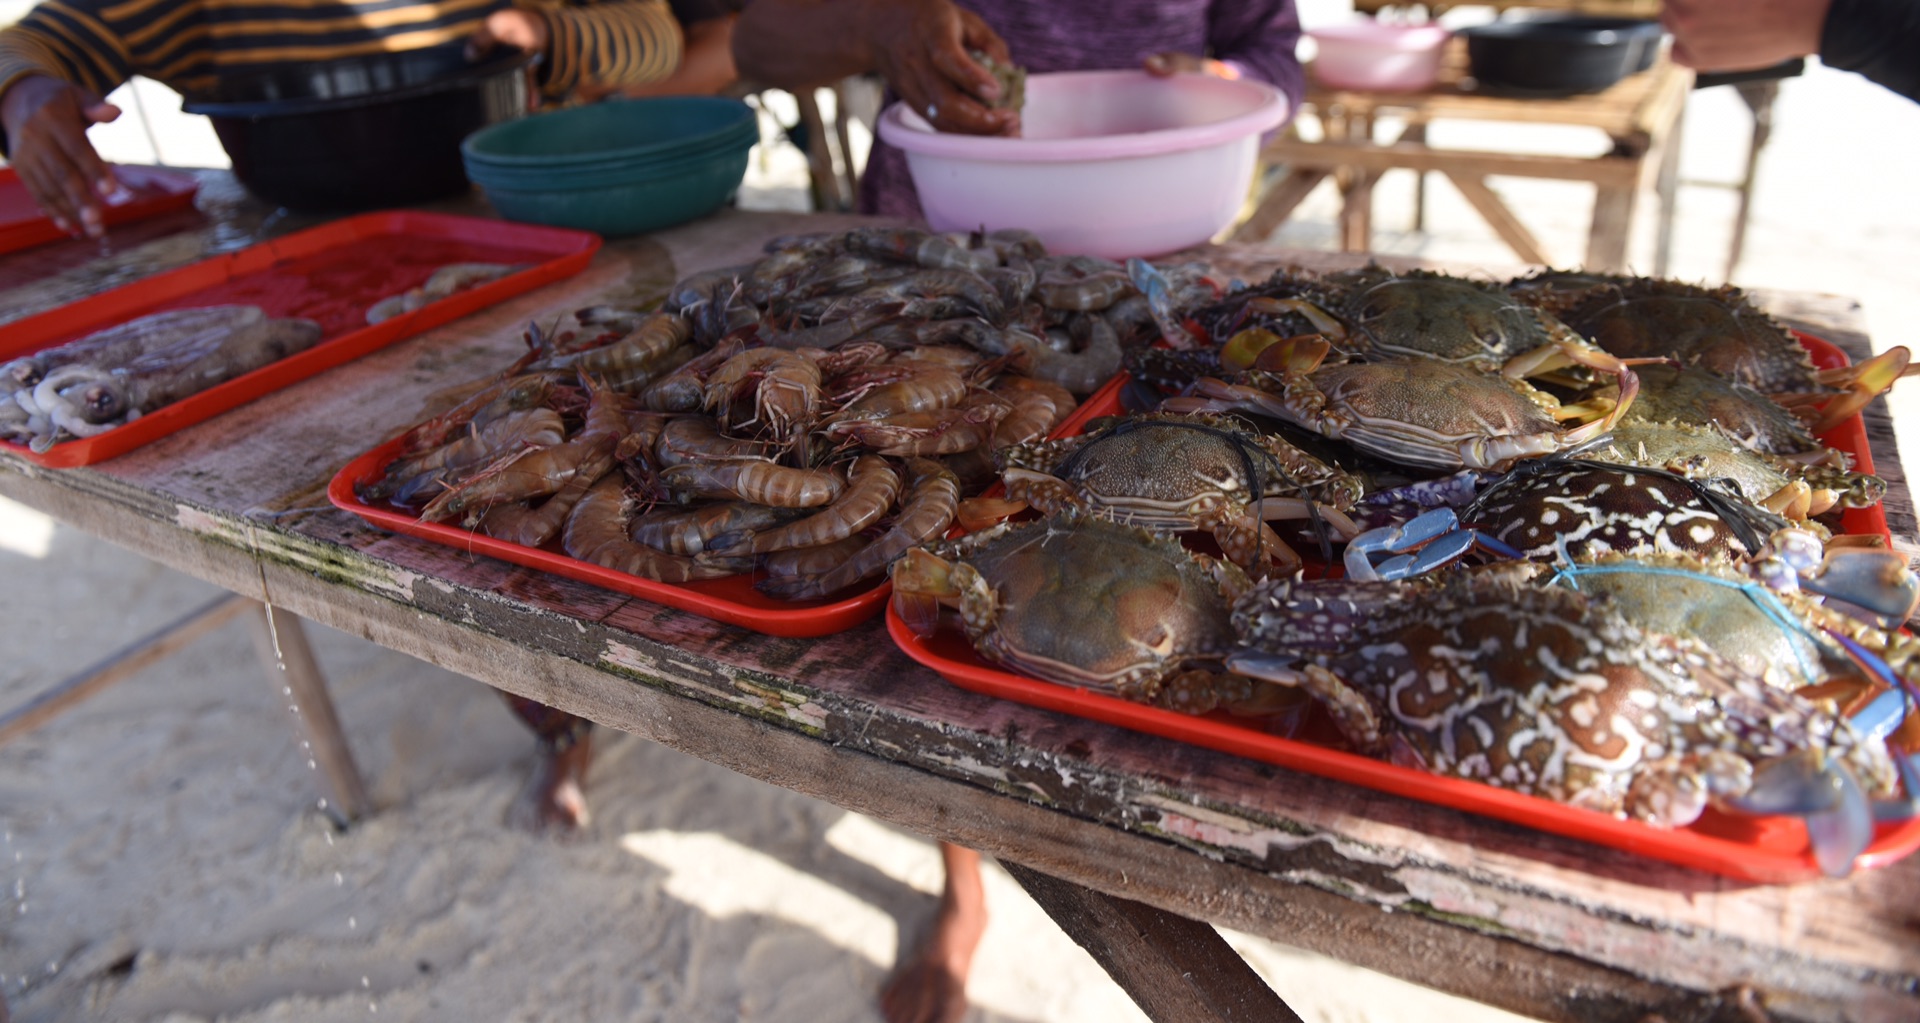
[2,172,1916,1023]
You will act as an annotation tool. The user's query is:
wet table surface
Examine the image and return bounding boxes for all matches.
[2,171,1917,1023]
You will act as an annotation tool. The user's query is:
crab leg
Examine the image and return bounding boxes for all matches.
[1802,346,1914,433]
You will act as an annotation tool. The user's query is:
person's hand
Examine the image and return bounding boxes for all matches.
[1,75,121,238]
[467,7,551,109]
[1143,51,1241,79]
[1661,0,1832,72]
[467,6,551,60]
[867,0,1017,136]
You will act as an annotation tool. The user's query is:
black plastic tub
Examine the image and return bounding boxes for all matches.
[1458,17,1665,97]
[183,45,530,211]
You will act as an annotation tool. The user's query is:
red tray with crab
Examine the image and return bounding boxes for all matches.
[889,334,1918,882]
[1,211,600,468]
[327,436,891,639]
[0,165,201,254]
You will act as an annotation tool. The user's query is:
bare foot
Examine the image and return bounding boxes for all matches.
[881,843,987,1023]
[505,731,593,834]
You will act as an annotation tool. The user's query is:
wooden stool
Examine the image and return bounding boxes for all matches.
[1239,33,1692,273]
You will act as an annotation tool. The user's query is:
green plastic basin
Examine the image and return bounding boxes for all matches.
[461,96,757,168]
[472,147,751,236]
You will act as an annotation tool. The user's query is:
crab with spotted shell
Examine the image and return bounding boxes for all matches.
[1226,562,1907,876]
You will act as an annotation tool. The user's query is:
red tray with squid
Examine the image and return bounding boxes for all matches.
[889,335,1920,882]
[0,211,600,467]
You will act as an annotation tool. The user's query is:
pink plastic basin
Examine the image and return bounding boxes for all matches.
[1309,21,1451,92]
[876,70,1290,260]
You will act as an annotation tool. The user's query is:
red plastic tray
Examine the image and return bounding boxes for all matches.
[887,332,1918,882]
[327,435,890,638]
[0,165,200,253]
[1,211,600,467]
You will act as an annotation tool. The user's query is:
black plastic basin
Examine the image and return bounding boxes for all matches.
[1458,17,1665,97]
[183,45,530,211]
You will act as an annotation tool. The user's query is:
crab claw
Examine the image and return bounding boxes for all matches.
[1250,333,1333,375]
[1721,750,1873,878]
[1808,346,1912,434]
[1801,548,1920,623]
[890,548,957,639]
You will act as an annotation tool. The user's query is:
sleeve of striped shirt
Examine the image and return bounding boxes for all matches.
[0,0,140,105]
[533,0,683,102]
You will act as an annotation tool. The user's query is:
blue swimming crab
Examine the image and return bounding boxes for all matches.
[891,513,1297,717]
[1163,335,1640,472]
[965,412,1364,576]
[1511,272,1911,433]
[1226,563,1905,874]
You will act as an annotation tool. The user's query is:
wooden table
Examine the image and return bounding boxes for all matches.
[1237,36,1693,275]
[3,173,1919,1023]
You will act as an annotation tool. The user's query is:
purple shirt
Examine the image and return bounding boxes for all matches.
[858,0,1305,219]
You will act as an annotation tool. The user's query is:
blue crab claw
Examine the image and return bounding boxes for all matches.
[1721,751,1873,877]
[1343,508,1524,581]
[1873,746,1920,824]
[1799,548,1920,624]
[1807,762,1874,878]
[1850,686,1912,743]
[1124,258,1196,349]
[1344,508,1459,581]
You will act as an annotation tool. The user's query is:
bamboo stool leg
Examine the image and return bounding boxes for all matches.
[246,602,373,825]
[0,593,252,745]
[1723,79,1781,282]
[1004,861,1306,1023]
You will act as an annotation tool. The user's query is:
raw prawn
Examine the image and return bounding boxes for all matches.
[714,454,902,554]
[657,460,846,507]
[419,373,627,523]
[758,458,958,600]
[562,476,755,582]
[630,500,800,555]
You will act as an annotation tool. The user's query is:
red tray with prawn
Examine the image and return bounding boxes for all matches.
[888,333,1917,882]
[0,211,599,468]
[326,434,892,639]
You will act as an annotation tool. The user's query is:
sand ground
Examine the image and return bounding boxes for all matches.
[5,3,1920,1020]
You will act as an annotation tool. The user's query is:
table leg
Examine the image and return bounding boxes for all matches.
[0,593,251,745]
[1586,171,1640,272]
[245,602,373,825]
[1444,172,1549,265]
[1003,861,1305,1023]
[793,88,845,212]
[1230,167,1332,243]
[1651,99,1687,279]
[1724,79,1781,282]
[1338,113,1376,253]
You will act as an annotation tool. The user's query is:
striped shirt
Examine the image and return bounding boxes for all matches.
[0,0,682,106]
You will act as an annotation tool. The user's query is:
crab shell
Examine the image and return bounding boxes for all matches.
[997,413,1362,573]
[1227,565,1897,830]
[1548,277,1825,396]
[1314,266,1596,368]
[1461,459,1780,564]
[1181,357,1623,472]
[1627,363,1840,462]
[1528,554,1870,693]
[893,513,1249,701]
[1596,419,1884,518]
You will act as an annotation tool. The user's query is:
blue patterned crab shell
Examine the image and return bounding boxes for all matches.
[1226,564,1900,875]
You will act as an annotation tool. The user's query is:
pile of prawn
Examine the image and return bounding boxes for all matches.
[2,304,325,453]
[354,226,1194,601]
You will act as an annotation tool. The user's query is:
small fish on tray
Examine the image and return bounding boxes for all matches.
[366,262,527,324]
[2,304,323,452]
